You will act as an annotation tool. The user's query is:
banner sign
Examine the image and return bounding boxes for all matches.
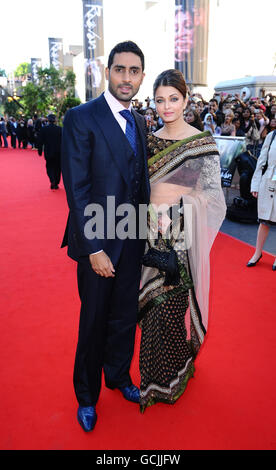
[48,38,64,70]
[175,0,210,87]
[82,0,105,101]
[214,136,247,187]
[31,58,42,83]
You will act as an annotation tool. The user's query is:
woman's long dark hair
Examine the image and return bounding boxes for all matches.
[186,109,203,131]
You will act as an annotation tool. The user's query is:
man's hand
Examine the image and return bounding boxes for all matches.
[89,251,115,278]
[252,192,258,198]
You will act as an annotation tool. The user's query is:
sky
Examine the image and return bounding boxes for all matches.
[1,0,84,73]
[1,0,276,94]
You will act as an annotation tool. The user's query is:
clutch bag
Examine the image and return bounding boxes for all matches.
[142,246,180,286]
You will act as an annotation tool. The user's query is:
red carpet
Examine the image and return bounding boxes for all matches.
[0,144,276,450]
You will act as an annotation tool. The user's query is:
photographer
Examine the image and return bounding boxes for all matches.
[143,107,158,133]
[255,109,270,144]
[225,93,247,113]
[241,107,260,135]
[200,97,224,127]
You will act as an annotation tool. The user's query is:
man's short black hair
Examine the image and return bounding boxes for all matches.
[107,41,145,71]
[47,114,56,122]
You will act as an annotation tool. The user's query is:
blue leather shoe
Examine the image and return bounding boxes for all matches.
[77,406,97,432]
[118,384,140,403]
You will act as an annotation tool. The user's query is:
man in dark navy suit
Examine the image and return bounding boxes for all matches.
[61,41,150,432]
[7,118,17,149]
[37,114,62,189]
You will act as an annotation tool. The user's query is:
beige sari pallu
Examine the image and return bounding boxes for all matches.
[138,131,226,412]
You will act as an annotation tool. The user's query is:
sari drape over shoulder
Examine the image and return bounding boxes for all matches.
[139,131,226,412]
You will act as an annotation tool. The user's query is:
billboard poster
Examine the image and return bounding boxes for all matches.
[82,0,105,101]
[175,0,210,87]
[214,136,247,187]
[31,58,42,83]
[48,38,64,70]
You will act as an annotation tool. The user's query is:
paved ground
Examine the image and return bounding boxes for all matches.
[221,186,276,257]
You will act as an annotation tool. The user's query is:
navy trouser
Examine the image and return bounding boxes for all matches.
[46,157,61,186]
[73,237,145,407]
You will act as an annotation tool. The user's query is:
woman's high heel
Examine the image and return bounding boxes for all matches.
[246,254,262,267]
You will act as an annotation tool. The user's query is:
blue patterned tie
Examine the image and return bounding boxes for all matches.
[119,109,137,156]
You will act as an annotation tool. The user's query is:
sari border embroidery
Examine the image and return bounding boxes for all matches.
[148,134,219,183]
[140,360,195,413]
[147,130,211,167]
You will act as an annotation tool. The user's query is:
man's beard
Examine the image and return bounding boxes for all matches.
[108,82,138,103]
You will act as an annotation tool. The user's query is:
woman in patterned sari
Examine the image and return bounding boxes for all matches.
[139,70,226,412]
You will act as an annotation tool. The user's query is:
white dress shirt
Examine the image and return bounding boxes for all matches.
[90,89,132,256]
[103,88,132,132]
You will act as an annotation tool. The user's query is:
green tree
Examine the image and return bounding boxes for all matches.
[60,96,81,116]
[20,66,80,122]
[20,82,47,117]
[14,62,31,78]
[0,69,6,77]
[4,99,22,120]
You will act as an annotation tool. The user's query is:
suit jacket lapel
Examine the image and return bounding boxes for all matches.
[92,94,132,189]
[132,110,151,201]
[132,110,145,147]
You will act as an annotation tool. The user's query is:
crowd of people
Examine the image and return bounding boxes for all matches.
[1,88,276,211]
[0,114,49,150]
[1,92,276,154]
[132,91,276,155]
